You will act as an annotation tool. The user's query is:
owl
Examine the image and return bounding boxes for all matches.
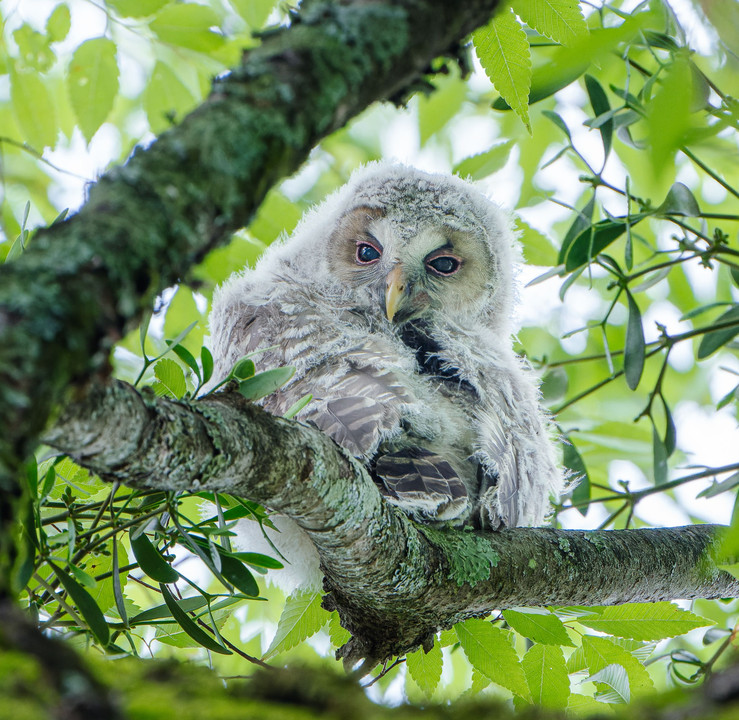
[209,163,564,540]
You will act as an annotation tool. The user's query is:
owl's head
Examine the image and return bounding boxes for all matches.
[271,163,520,334]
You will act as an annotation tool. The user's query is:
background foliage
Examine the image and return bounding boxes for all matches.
[1,0,738,711]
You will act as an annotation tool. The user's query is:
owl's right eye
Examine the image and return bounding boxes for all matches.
[356,242,381,264]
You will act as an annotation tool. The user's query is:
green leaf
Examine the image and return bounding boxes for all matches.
[541,109,571,140]
[563,217,645,272]
[588,663,630,703]
[46,4,72,42]
[516,217,558,266]
[522,644,570,709]
[217,554,260,597]
[13,25,56,72]
[10,68,57,150]
[48,561,110,646]
[582,635,653,698]
[108,0,170,16]
[130,595,210,625]
[474,7,532,132]
[130,531,179,583]
[624,291,645,391]
[455,619,530,698]
[229,551,283,570]
[249,190,302,244]
[502,608,574,646]
[662,397,676,457]
[563,437,590,515]
[238,366,295,401]
[159,584,231,654]
[201,346,214,384]
[584,74,612,160]
[652,422,668,486]
[149,4,225,52]
[579,603,713,641]
[406,641,443,697]
[153,358,187,398]
[263,591,327,659]
[228,0,277,28]
[284,393,312,419]
[169,342,200,381]
[453,141,514,180]
[417,72,467,146]
[329,611,351,648]
[231,357,255,380]
[512,0,587,46]
[697,305,739,359]
[657,182,701,217]
[143,61,197,133]
[69,564,97,589]
[698,470,739,499]
[67,38,119,143]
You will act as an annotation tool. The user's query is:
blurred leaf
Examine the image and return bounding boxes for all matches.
[716,384,738,410]
[159,584,231,654]
[49,561,110,646]
[697,471,739,499]
[512,0,587,45]
[580,603,712,640]
[67,38,119,143]
[656,182,701,217]
[47,5,72,42]
[418,72,467,145]
[284,393,312,419]
[630,266,671,294]
[144,61,197,133]
[153,358,187,398]
[522,644,570,709]
[542,109,571,140]
[474,7,532,132]
[503,608,574,646]
[201,346,214,384]
[406,642,443,697]
[249,191,302,244]
[557,195,594,264]
[662,397,676,457]
[652,422,668,486]
[130,531,179,583]
[13,25,56,72]
[584,74,612,160]
[238,366,295,401]
[10,68,57,150]
[455,619,530,698]
[108,0,170,16]
[453,141,514,180]
[540,367,568,403]
[232,357,255,380]
[264,591,326,659]
[229,0,278,28]
[563,438,590,515]
[149,4,225,52]
[516,217,558,266]
[624,292,645,391]
[697,305,739,358]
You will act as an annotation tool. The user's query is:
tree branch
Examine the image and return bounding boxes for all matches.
[44,380,739,666]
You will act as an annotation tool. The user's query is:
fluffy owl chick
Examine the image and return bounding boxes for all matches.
[209,162,564,534]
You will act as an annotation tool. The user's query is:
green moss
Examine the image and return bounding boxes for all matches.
[528,558,537,569]
[418,526,500,588]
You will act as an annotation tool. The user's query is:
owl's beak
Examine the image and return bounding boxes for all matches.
[384,265,407,323]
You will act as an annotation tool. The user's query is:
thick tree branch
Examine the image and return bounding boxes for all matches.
[45,380,739,665]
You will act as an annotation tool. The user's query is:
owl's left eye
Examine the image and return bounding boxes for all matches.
[426,255,461,276]
[356,243,381,264]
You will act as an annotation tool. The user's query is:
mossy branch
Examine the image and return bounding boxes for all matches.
[44,380,739,665]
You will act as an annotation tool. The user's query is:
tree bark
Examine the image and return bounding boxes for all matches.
[44,380,739,665]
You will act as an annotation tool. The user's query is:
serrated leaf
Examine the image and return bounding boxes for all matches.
[47,4,72,42]
[229,0,277,28]
[159,584,231,654]
[143,61,197,133]
[455,619,530,698]
[512,0,587,46]
[130,531,179,583]
[697,305,739,359]
[657,182,701,217]
[153,357,187,398]
[108,0,170,16]
[67,38,119,143]
[406,641,443,697]
[418,72,467,145]
[264,591,326,659]
[149,4,225,52]
[624,292,645,391]
[48,561,110,646]
[580,603,713,641]
[238,366,295,401]
[563,438,590,515]
[474,7,532,132]
[584,74,612,160]
[453,141,514,180]
[10,68,57,149]
[522,644,570,709]
[329,611,351,648]
[583,635,653,698]
[588,663,630,703]
[503,609,574,646]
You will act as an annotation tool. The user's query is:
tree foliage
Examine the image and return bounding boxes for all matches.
[0,0,738,712]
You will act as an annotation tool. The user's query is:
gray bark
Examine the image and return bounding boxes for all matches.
[45,380,739,666]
